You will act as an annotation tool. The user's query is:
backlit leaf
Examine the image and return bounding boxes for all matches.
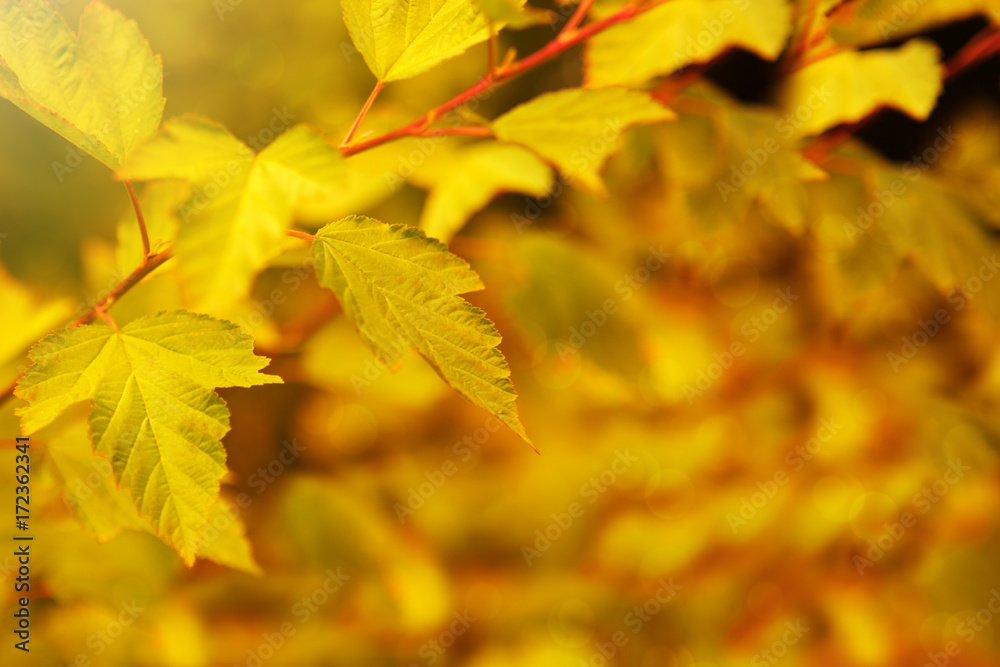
[342,0,494,82]
[780,39,943,137]
[46,419,262,573]
[119,116,345,312]
[0,0,164,168]
[585,0,792,88]
[475,0,552,29]
[15,310,281,564]
[492,87,674,192]
[312,215,532,445]
[828,0,1000,47]
[416,142,553,242]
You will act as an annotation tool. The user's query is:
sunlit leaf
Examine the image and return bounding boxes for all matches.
[342,0,494,82]
[586,0,792,88]
[312,215,532,445]
[0,0,164,168]
[828,0,1000,47]
[492,87,674,192]
[417,142,553,242]
[780,39,943,137]
[119,115,345,311]
[16,310,281,564]
[475,0,552,29]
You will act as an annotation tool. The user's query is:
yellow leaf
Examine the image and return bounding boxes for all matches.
[586,0,792,87]
[0,0,164,168]
[313,215,533,445]
[492,87,674,192]
[475,0,552,29]
[16,311,281,564]
[119,116,345,312]
[780,39,943,138]
[828,0,1000,47]
[342,0,494,82]
[417,142,553,242]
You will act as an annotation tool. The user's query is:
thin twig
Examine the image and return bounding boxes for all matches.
[945,24,1000,79]
[72,247,174,326]
[421,126,493,138]
[0,0,659,411]
[97,309,120,333]
[805,28,1000,164]
[0,246,174,409]
[339,1,645,157]
[341,80,385,146]
[285,229,317,241]
[124,181,150,258]
[559,0,593,38]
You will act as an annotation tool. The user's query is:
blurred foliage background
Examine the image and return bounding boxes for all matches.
[4,0,1000,666]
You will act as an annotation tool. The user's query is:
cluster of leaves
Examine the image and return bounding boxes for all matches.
[1,0,999,640]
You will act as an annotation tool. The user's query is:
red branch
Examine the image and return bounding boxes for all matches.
[339,2,643,157]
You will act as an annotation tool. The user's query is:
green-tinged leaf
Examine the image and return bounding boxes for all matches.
[492,87,674,192]
[117,115,253,183]
[46,420,150,542]
[476,0,552,29]
[0,0,164,168]
[312,215,533,445]
[118,116,345,312]
[46,419,262,573]
[586,0,792,88]
[15,310,281,564]
[342,0,493,82]
[416,143,553,242]
[828,0,1000,47]
[780,40,943,137]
